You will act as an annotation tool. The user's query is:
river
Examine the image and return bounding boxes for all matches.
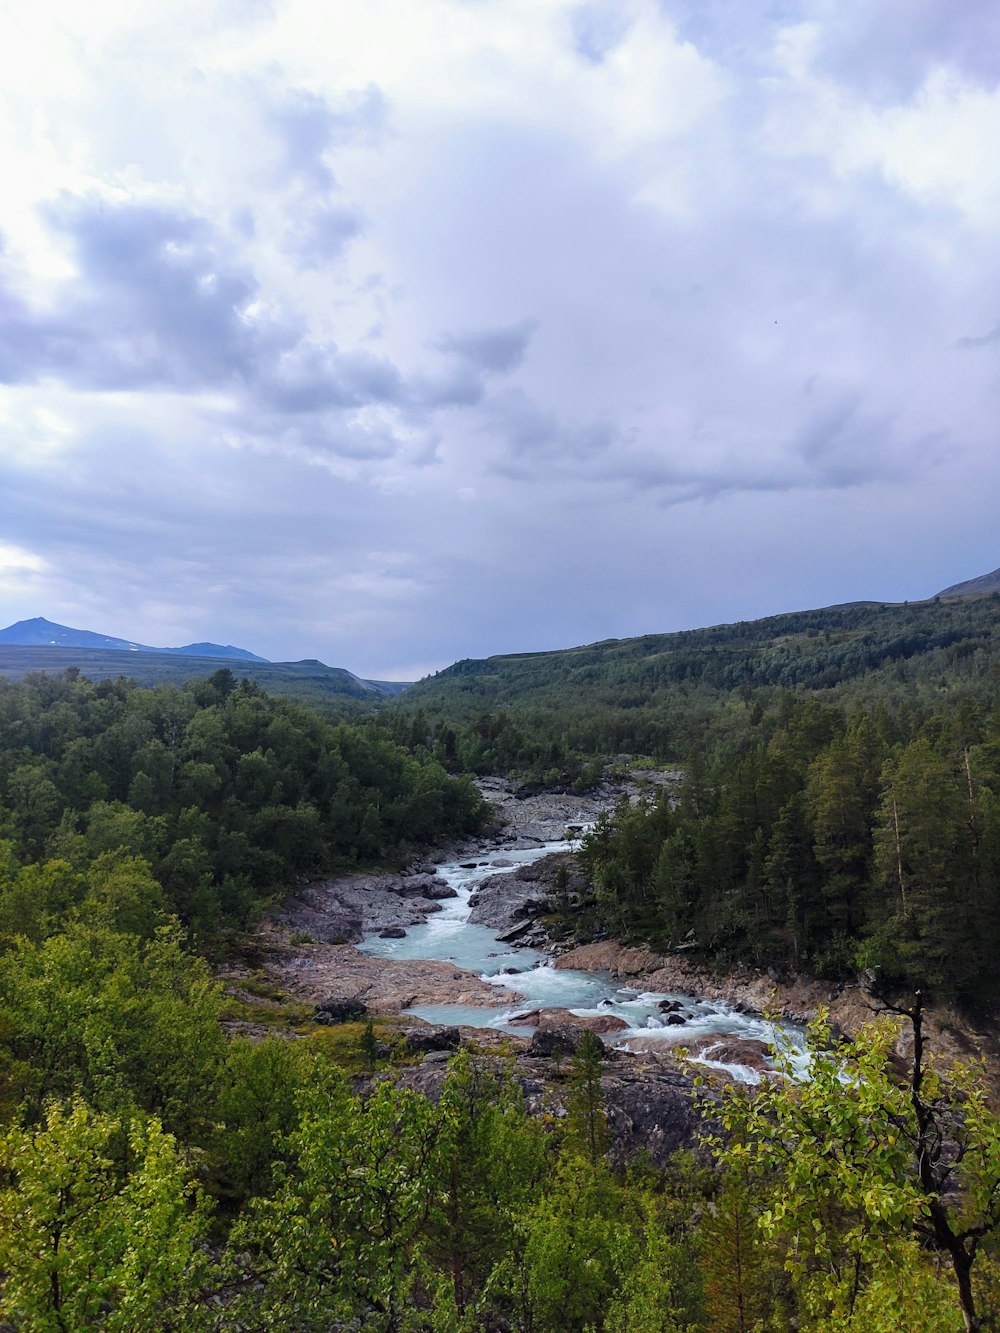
[360,837,808,1084]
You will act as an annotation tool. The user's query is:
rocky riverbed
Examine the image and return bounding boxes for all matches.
[257,776,629,1013]
[555,940,1000,1073]
[267,774,631,947]
[251,770,1000,1082]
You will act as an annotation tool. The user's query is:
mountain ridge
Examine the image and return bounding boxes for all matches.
[0,617,268,662]
[0,620,412,705]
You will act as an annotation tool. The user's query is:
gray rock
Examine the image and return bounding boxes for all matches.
[604,1068,702,1168]
[314,997,368,1024]
[422,881,459,900]
[527,1025,590,1058]
[403,1026,462,1054]
[396,874,453,900]
[379,926,407,939]
[394,1048,704,1167]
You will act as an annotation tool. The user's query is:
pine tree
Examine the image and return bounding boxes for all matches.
[565,1030,610,1165]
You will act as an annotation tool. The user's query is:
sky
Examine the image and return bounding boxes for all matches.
[1,0,998,680]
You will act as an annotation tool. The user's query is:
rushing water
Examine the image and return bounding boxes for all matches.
[359,839,808,1083]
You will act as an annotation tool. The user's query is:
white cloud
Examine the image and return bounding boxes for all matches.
[0,0,998,672]
[763,27,1000,227]
[0,542,48,574]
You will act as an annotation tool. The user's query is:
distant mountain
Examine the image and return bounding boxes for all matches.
[0,644,414,704]
[0,622,412,706]
[936,567,1000,599]
[0,617,269,662]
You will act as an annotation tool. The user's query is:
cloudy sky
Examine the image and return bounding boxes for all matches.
[1,0,998,678]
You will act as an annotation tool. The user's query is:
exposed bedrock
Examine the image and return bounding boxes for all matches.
[394,1047,703,1167]
[264,937,523,1013]
[273,870,458,943]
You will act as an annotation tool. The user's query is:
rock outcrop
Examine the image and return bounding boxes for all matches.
[393,1044,704,1167]
[556,940,1000,1071]
[273,871,458,943]
[265,936,523,1013]
[468,851,585,934]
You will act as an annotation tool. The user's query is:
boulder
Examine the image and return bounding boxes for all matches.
[378,926,407,939]
[686,1035,771,1073]
[422,1050,452,1065]
[422,881,459,900]
[403,1026,462,1055]
[397,874,453,899]
[510,1007,629,1036]
[528,1025,594,1059]
[313,997,367,1024]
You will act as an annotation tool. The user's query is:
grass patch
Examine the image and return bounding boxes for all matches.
[239,973,291,1004]
[220,993,315,1029]
[299,1016,416,1072]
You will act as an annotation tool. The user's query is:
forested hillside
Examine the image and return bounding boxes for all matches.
[574,694,1000,1008]
[0,667,483,936]
[396,596,1000,786]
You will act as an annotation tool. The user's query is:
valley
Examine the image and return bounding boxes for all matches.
[3,577,1000,1328]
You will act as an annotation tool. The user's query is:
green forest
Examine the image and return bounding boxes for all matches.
[3,588,1000,1328]
[395,595,1000,790]
[572,693,1000,1009]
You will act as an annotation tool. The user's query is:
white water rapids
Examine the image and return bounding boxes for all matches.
[359,838,809,1083]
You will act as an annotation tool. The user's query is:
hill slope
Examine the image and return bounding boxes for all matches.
[399,596,1000,764]
[937,567,1000,598]
[407,597,999,709]
[0,645,408,707]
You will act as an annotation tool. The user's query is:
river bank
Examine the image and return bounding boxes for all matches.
[244,776,629,1015]
[554,940,1000,1073]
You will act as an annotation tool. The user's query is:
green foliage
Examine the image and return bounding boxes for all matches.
[6,608,1000,1328]
[0,670,487,936]
[577,696,1000,1006]
[394,596,1000,787]
[212,1036,307,1203]
[515,1153,626,1331]
[564,1029,611,1164]
[698,1156,781,1332]
[425,1049,548,1316]
[359,1015,381,1072]
[0,921,225,1136]
[710,1008,1000,1331]
[229,1067,442,1330]
[0,1099,215,1330]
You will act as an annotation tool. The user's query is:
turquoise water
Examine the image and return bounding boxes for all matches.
[359,841,808,1083]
